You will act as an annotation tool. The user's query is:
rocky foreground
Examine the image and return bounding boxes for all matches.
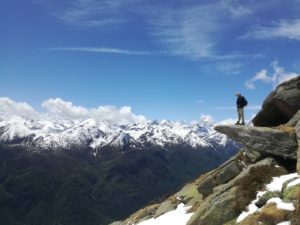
[113,75,300,225]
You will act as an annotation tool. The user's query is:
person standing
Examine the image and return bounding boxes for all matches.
[235,92,247,125]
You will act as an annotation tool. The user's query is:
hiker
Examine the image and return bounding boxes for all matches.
[235,92,247,125]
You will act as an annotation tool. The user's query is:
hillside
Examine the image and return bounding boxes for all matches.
[114,75,300,225]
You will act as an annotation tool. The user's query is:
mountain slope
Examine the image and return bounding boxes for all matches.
[0,115,238,225]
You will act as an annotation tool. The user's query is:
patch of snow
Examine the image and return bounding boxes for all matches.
[135,203,193,225]
[267,198,295,211]
[237,173,299,223]
[287,177,300,187]
[236,190,267,223]
[266,173,299,192]
[237,201,259,223]
[276,221,291,225]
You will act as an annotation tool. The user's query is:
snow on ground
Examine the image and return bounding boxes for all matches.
[267,198,295,211]
[266,173,299,192]
[237,200,260,223]
[287,177,300,187]
[237,173,300,223]
[276,221,291,225]
[135,203,194,225]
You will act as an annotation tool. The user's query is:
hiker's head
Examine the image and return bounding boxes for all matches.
[235,92,241,97]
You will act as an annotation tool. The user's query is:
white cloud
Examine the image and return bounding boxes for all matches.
[90,105,146,125]
[244,80,256,90]
[0,97,146,125]
[46,47,154,56]
[199,114,214,127]
[245,19,300,41]
[151,5,219,59]
[148,1,259,60]
[52,0,141,27]
[0,97,39,118]
[220,0,252,18]
[42,98,89,119]
[271,61,299,84]
[245,61,299,89]
[252,69,273,83]
[43,0,261,60]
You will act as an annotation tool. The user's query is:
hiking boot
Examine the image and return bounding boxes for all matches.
[240,122,245,125]
[235,122,240,125]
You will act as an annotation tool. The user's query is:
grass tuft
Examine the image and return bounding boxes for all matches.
[234,165,286,213]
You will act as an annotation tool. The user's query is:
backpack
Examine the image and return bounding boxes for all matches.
[242,97,248,107]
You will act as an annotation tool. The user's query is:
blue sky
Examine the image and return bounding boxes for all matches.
[0,0,300,122]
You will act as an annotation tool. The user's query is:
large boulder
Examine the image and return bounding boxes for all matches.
[252,76,300,127]
[296,121,300,173]
[214,125,298,160]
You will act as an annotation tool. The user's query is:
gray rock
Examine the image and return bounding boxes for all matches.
[244,148,263,163]
[252,76,300,127]
[197,176,215,198]
[215,161,243,185]
[215,125,298,159]
[296,121,300,173]
[255,191,281,208]
[286,110,300,127]
[154,200,177,218]
[109,222,125,225]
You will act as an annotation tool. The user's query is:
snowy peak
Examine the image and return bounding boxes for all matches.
[0,115,230,150]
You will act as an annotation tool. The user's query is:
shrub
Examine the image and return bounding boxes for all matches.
[291,192,300,225]
[240,203,292,225]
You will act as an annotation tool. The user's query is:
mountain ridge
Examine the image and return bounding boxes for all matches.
[0,115,231,152]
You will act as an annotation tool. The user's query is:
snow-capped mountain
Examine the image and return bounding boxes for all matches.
[0,115,230,150]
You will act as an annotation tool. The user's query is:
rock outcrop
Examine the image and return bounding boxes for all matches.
[215,125,298,160]
[297,120,300,173]
[111,77,300,225]
[252,75,300,127]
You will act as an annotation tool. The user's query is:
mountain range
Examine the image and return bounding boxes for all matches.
[0,114,238,225]
[0,115,231,151]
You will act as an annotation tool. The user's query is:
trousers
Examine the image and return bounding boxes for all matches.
[237,107,244,123]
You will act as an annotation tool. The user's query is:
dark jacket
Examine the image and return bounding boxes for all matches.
[237,96,247,108]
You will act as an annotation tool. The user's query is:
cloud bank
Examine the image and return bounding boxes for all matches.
[245,61,299,89]
[0,98,39,118]
[0,98,147,125]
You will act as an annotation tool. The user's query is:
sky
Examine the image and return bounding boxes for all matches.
[0,0,300,123]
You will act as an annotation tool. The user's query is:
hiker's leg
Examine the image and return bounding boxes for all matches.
[237,108,241,123]
[241,108,245,123]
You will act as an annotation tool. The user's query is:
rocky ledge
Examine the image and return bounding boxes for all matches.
[215,125,298,160]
